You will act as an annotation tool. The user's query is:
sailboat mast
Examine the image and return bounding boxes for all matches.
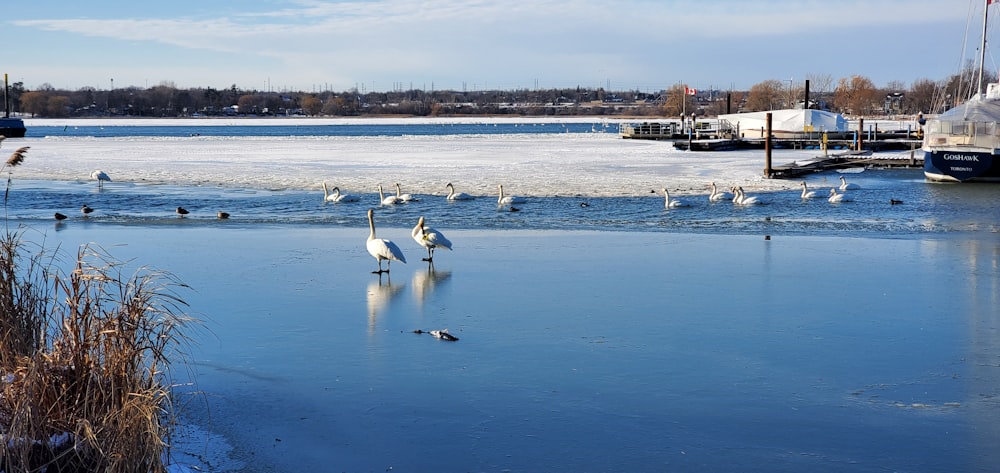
[979,0,990,97]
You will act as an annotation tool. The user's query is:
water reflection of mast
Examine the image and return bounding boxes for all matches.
[963,239,1000,471]
[366,275,404,335]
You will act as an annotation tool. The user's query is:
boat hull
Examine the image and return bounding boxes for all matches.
[923,148,1000,182]
[0,117,26,138]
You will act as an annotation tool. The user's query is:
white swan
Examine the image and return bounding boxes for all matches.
[662,188,690,208]
[366,208,406,273]
[395,183,419,202]
[839,175,860,190]
[734,186,761,205]
[412,216,453,262]
[445,182,474,200]
[497,184,526,205]
[800,181,819,199]
[709,182,733,202]
[828,187,853,203]
[378,184,402,206]
[91,170,111,188]
[323,182,359,202]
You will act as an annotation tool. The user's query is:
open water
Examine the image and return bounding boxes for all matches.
[7,120,1000,237]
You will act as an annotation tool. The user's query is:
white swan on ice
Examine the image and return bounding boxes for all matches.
[412,216,453,262]
[366,208,406,273]
[91,170,111,188]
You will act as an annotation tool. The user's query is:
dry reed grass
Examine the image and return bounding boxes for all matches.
[0,144,196,472]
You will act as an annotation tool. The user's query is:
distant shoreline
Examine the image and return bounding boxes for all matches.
[22,115,635,127]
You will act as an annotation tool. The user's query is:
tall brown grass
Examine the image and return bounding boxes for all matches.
[1,145,195,472]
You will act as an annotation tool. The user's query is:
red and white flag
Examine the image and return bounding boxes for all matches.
[684,86,697,96]
[990,0,996,5]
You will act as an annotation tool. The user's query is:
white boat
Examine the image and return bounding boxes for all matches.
[922,1,1000,182]
[1,74,25,138]
[718,109,848,139]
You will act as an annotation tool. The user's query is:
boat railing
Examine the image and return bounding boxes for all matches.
[925,119,1000,149]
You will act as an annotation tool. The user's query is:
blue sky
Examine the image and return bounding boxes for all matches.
[2,0,991,93]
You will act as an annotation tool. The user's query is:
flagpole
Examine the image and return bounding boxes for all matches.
[682,84,686,118]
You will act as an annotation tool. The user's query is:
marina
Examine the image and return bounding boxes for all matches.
[921,3,1000,182]
[621,117,923,154]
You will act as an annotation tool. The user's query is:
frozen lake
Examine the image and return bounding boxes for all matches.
[6,118,1000,471]
[22,225,1000,473]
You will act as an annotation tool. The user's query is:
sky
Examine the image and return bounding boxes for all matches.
[2,0,994,94]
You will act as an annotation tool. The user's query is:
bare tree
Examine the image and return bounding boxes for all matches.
[904,78,938,115]
[301,95,322,116]
[19,91,49,117]
[833,75,879,116]
[744,80,784,111]
[46,96,71,117]
[659,85,693,117]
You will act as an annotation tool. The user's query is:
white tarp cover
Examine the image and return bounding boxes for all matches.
[935,96,1000,123]
[719,109,848,133]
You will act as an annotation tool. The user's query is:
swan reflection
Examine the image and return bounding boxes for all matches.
[412,262,452,306]
[365,274,405,335]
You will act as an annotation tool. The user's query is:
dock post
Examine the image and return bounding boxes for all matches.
[687,118,693,150]
[857,118,864,151]
[764,112,773,177]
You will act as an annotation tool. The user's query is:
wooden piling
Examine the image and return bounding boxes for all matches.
[857,118,864,151]
[764,112,773,177]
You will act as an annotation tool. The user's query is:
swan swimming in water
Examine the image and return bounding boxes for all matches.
[709,182,733,202]
[412,216,453,262]
[323,182,359,202]
[734,187,761,205]
[828,187,853,203]
[395,183,418,202]
[662,188,690,208]
[366,208,406,273]
[497,184,526,205]
[839,175,860,190]
[800,181,819,199]
[445,182,474,200]
[378,184,402,206]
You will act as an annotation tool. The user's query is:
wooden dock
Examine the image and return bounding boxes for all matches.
[673,137,922,152]
[768,150,924,178]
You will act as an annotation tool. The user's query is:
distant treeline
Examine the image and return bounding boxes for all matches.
[9,68,993,119]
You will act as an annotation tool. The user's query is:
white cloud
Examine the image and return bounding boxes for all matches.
[7,0,976,91]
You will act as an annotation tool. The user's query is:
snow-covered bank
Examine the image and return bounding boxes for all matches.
[5,118,886,197]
